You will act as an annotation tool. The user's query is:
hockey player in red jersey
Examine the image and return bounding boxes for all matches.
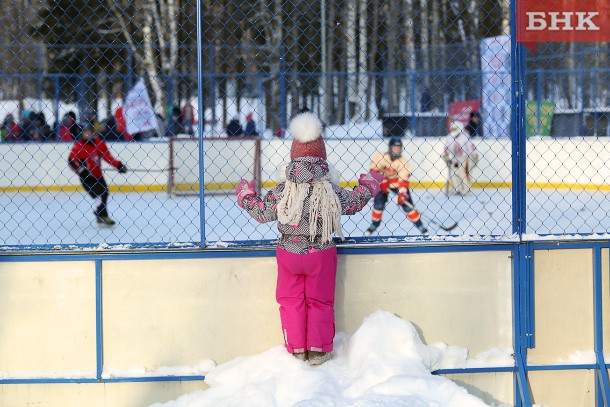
[68,125,128,225]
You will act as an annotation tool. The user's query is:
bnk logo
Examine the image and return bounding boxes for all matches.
[526,12,600,31]
[517,0,610,50]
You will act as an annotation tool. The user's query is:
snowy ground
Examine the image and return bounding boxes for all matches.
[147,311,512,407]
[1,186,610,247]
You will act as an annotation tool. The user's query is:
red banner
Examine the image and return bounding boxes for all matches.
[517,0,610,50]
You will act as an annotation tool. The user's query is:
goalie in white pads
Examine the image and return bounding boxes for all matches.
[442,121,479,196]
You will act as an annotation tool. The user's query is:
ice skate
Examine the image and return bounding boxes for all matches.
[96,214,116,226]
[365,223,379,236]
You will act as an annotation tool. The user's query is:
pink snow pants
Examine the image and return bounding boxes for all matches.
[276,246,337,353]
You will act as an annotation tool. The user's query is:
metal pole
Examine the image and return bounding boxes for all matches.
[511,0,527,237]
[320,0,327,124]
[197,0,206,246]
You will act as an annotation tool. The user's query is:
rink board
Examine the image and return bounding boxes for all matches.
[3,138,610,192]
[0,241,607,406]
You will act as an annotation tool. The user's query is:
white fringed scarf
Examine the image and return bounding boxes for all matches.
[277,178,344,244]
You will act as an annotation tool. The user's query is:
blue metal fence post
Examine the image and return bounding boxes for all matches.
[581,63,586,137]
[511,0,532,404]
[167,73,175,113]
[210,46,217,128]
[197,0,206,246]
[410,72,416,138]
[280,44,287,135]
[593,247,610,405]
[511,1,527,237]
[53,76,60,131]
[513,243,533,406]
[536,71,541,135]
[95,260,103,380]
[37,45,43,113]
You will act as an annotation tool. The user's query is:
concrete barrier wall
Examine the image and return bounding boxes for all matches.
[3,137,610,190]
[0,244,607,406]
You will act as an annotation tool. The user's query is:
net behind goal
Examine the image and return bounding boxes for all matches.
[168,137,262,196]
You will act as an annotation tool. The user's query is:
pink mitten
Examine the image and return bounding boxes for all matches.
[236,179,256,208]
[358,171,384,196]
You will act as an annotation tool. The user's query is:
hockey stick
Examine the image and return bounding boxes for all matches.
[444,160,451,197]
[107,167,172,173]
[402,198,459,232]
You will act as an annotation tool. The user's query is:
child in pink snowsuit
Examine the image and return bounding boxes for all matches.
[236,112,383,365]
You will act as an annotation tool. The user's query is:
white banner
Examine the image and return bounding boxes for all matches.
[481,35,511,139]
[123,79,159,135]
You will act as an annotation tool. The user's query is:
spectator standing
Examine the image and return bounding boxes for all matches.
[30,112,53,142]
[244,112,259,137]
[1,114,21,142]
[100,115,122,141]
[420,87,434,112]
[181,104,196,135]
[19,110,33,141]
[58,112,81,142]
[68,125,128,226]
[467,111,483,138]
[235,112,381,365]
[114,106,132,141]
[226,117,244,137]
[165,106,185,137]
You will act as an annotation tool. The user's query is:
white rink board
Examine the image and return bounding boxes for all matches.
[2,138,610,190]
[0,249,514,406]
[0,245,606,406]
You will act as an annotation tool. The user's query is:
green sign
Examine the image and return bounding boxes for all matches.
[526,101,555,137]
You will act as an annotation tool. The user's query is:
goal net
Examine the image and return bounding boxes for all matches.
[168,137,262,196]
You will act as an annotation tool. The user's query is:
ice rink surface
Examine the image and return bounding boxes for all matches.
[2,186,610,247]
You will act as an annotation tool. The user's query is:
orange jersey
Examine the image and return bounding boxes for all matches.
[369,152,411,189]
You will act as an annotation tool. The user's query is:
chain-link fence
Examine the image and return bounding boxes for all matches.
[0,0,608,248]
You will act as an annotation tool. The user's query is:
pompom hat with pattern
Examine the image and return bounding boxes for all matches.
[289,112,326,160]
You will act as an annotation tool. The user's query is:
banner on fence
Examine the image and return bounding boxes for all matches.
[481,35,511,139]
[526,101,555,137]
[517,0,610,50]
[123,79,159,135]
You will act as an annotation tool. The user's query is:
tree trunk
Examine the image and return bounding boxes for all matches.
[385,0,402,113]
[346,0,357,121]
[365,0,380,120]
[262,0,283,132]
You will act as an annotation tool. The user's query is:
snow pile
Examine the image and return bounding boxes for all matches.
[148,311,491,407]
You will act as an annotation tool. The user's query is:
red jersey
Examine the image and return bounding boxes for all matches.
[68,138,121,178]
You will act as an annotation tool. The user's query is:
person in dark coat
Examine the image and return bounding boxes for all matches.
[467,111,483,138]
[165,106,185,137]
[226,117,244,137]
[244,112,259,137]
[420,88,434,112]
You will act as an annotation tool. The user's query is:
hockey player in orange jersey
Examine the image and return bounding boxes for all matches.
[365,138,428,236]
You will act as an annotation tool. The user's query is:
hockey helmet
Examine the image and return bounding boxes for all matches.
[388,137,403,149]
[388,137,403,159]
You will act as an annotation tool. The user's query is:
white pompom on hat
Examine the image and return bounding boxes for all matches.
[289,112,326,160]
